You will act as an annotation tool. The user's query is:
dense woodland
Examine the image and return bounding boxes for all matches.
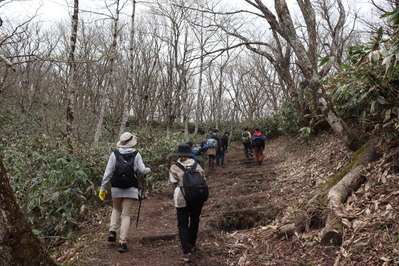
[1,0,399,264]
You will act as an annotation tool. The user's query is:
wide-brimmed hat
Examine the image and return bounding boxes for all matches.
[117,132,137,148]
[176,144,193,157]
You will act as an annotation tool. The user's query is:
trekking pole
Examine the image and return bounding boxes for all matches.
[136,174,146,227]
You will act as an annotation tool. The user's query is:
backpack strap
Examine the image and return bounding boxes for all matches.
[173,162,198,197]
[114,150,138,163]
[174,162,197,173]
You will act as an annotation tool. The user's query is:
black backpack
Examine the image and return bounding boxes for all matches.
[111,150,138,188]
[175,162,209,205]
[253,137,264,147]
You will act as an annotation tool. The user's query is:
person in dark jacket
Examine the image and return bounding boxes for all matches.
[252,127,265,165]
[241,127,253,158]
[211,129,223,166]
[220,131,229,166]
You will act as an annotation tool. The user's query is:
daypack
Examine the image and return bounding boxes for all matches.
[207,138,218,148]
[193,143,202,155]
[253,136,265,147]
[175,162,209,204]
[242,131,250,144]
[111,150,138,188]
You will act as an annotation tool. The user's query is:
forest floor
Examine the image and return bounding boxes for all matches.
[53,131,399,265]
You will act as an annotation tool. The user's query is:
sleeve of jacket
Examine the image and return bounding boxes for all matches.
[100,152,116,191]
[134,152,151,174]
[169,164,187,208]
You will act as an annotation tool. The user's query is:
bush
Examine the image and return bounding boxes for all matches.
[2,136,101,238]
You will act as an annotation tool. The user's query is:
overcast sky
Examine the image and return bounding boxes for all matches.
[2,0,113,22]
[2,0,379,28]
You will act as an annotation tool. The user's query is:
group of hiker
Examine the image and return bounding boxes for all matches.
[98,127,265,263]
[200,129,229,169]
[241,127,266,165]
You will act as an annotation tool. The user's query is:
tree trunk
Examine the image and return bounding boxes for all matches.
[94,0,121,146]
[0,155,56,266]
[66,0,79,151]
[119,0,137,136]
[194,23,204,135]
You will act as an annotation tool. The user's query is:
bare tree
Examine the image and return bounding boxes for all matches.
[150,0,195,139]
[204,0,363,150]
[94,0,126,145]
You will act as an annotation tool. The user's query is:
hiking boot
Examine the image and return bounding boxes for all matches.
[118,243,127,253]
[180,253,191,263]
[107,231,116,242]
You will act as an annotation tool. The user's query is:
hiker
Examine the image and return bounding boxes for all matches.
[196,140,208,168]
[197,140,208,157]
[252,127,265,165]
[211,129,223,166]
[242,127,253,159]
[169,144,207,263]
[220,131,229,166]
[206,131,219,169]
[186,142,197,162]
[98,132,151,253]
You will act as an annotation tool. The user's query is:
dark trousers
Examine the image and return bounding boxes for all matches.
[253,146,264,164]
[215,149,222,165]
[208,154,215,167]
[219,149,226,165]
[243,142,253,158]
[176,202,204,254]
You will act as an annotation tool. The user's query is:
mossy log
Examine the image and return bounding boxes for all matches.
[277,138,378,245]
[321,138,377,245]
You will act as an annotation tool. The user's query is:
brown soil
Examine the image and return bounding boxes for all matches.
[54,131,399,265]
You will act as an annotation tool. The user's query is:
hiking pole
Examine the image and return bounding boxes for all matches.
[136,174,146,227]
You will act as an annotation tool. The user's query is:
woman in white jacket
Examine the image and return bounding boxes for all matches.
[99,132,151,253]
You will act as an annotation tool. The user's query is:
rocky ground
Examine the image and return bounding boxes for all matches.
[53,131,399,265]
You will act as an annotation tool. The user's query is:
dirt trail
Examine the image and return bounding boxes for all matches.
[56,142,274,265]
[56,134,354,265]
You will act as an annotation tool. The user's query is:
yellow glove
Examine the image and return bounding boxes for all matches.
[99,190,107,201]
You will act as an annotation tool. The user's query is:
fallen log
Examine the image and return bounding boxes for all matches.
[277,138,378,245]
[320,138,377,245]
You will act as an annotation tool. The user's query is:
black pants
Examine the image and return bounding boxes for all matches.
[215,149,222,165]
[176,202,204,254]
[243,142,253,158]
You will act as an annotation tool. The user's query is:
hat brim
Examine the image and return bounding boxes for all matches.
[117,138,137,148]
[176,152,193,157]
